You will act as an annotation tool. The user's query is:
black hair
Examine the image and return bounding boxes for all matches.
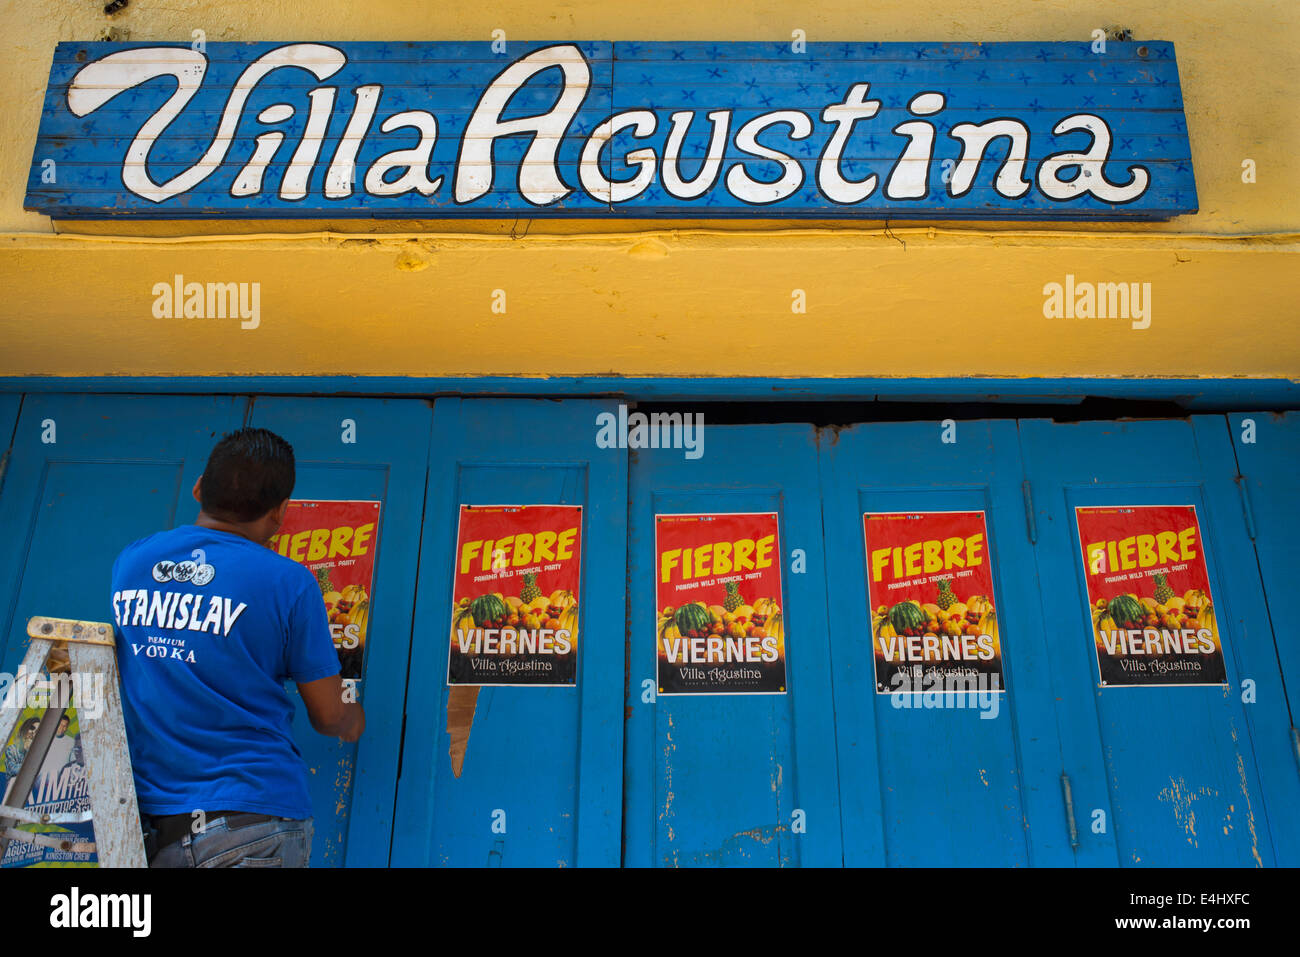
[199,428,295,522]
[19,718,39,736]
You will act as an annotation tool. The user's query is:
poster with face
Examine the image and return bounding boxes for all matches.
[655,512,787,696]
[1076,505,1226,687]
[0,689,95,868]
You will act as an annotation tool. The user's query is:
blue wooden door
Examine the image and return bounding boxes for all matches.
[244,397,432,867]
[625,424,840,867]
[1218,411,1300,862]
[1222,412,1300,714]
[0,395,248,678]
[391,399,627,867]
[1019,417,1300,866]
[819,420,1069,866]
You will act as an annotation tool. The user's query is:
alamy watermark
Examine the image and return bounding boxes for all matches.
[1043,274,1151,329]
[595,404,703,459]
[0,668,104,721]
[886,669,1002,719]
[151,273,260,329]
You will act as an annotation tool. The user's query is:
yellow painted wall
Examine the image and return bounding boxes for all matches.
[0,0,1296,382]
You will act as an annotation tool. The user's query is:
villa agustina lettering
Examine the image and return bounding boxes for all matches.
[26,40,1197,219]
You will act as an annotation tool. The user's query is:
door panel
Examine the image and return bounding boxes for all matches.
[1223,412,1300,715]
[625,424,840,867]
[0,395,248,675]
[1213,412,1300,863]
[1020,418,1298,866]
[820,420,1071,866]
[245,397,432,867]
[391,399,627,867]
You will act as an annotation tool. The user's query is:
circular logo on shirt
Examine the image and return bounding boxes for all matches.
[151,560,175,583]
[172,560,197,583]
[192,563,216,586]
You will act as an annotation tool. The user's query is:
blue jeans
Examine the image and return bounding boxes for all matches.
[147,815,313,868]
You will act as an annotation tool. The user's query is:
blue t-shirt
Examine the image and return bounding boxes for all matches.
[110,524,340,819]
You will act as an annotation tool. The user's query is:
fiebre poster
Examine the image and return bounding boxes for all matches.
[447,505,582,687]
[269,500,381,691]
[655,512,786,696]
[864,511,1004,695]
[1076,505,1225,687]
[0,688,96,868]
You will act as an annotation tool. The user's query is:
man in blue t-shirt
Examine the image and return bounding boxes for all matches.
[111,427,365,867]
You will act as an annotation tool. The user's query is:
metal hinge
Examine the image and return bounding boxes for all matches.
[1060,772,1080,849]
[1022,480,1037,544]
[1236,476,1257,541]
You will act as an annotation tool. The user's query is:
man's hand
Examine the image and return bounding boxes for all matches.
[297,674,365,742]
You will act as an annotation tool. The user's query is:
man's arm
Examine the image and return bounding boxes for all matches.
[297,675,365,742]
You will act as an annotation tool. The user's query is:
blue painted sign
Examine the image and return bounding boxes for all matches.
[26,40,1195,219]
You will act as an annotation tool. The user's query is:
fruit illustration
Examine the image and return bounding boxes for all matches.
[1183,589,1210,614]
[888,601,927,636]
[1196,605,1219,648]
[977,609,999,655]
[315,566,335,594]
[1106,594,1146,628]
[549,589,576,611]
[966,595,993,617]
[658,616,681,657]
[723,582,744,612]
[322,590,343,617]
[470,593,510,626]
[675,603,713,638]
[1153,573,1174,604]
[936,580,957,611]
[520,573,541,603]
[753,598,780,618]
[349,600,370,638]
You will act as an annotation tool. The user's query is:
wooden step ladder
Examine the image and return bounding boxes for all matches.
[0,617,145,868]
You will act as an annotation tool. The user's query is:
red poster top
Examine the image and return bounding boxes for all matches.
[1075,505,1212,597]
[864,511,995,599]
[451,505,582,599]
[654,512,781,612]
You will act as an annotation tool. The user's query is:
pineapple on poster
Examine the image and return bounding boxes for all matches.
[1076,505,1226,687]
[864,511,1005,695]
[269,500,380,687]
[447,505,582,687]
[655,512,787,695]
